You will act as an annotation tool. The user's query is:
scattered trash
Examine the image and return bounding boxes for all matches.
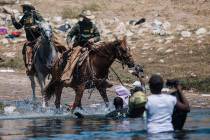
[5,34,15,39]
[57,22,71,32]
[135,18,146,25]
[195,28,207,35]
[129,18,146,25]
[0,27,7,35]
[11,31,22,37]
[0,68,15,73]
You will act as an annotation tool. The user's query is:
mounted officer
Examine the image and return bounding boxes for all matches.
[66,10,100,49]
[10,2,44,74]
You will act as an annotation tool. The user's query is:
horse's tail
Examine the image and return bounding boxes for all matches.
[44,79,59,100]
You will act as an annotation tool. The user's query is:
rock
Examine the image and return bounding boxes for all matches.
[181,31,191,37]
[190,72,197,77]
[148,58,153,62]
[0,68,15,73]
[176,25,185,31]
[137,28,148,35]
[4,106,16,114]
[126,30,134,37]
[52,16,63,24]
[159,59,164,63]
[114,22,126,35]
[165,49,174,53]
[157,39,164,43]
[151,19,171,36]
[156,47,164,52]
[189,50,193,54]
[2,52,16,58]
[1,38,8,44]
[166,36,175,40]
[195,28,207,35]
[197,40,202,44]
[165,40,172,44]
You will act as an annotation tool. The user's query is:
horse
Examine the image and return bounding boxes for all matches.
[44,36,139,111]
[28,21,58,107]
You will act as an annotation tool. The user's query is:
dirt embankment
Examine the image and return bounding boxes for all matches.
[0,72,209,108]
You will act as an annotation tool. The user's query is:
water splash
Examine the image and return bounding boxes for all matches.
[0,99,114,120]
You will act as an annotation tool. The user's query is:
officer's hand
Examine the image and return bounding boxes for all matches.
[88,38,95,44]
[31,25,38,31]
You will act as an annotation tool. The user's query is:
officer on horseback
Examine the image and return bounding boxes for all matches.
[67,10,100,48]
[10,2,44,74]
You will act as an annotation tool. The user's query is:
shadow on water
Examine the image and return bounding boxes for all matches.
[0,100,209,140]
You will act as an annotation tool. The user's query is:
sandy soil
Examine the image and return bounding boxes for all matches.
[0,72,210,108]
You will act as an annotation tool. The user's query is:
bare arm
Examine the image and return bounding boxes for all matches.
[175,85,190,112]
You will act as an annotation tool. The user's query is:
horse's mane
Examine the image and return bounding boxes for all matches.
[93,40,120,51]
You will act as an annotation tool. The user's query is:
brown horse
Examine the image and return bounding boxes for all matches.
[44,36,136,111]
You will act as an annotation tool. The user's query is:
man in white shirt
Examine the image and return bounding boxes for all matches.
[145,74,190,133]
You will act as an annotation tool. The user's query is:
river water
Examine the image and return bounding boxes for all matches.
[0,100,209,140]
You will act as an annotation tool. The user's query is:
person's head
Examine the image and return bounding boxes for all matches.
[113,97,123,110]
[130,81,144,94]
[79,10,95,22]
[21,2,35,13]
[149,74,164,94]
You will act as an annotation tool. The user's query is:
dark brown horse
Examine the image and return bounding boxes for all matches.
[44,36,136,111]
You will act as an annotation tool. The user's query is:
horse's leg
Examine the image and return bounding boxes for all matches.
[55,83,63,109]
[37,73,48,107]
[28,75,36,101]
[72,84,85,111]
[97,87,109,107]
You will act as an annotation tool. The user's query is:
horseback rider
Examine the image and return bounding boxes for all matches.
[66,10,100,49]
[10,2,44,74]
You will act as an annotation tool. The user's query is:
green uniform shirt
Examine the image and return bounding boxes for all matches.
[67,20,100,46]
[12,11,44,42]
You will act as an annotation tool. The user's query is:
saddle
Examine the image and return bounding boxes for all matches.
[60,46,89,82]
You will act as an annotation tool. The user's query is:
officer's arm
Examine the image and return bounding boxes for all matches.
[93,25,100,42]
[66,24,79,45]
[11,15,25,29]
[34,11,45,23]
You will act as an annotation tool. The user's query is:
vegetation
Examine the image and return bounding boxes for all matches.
[61,0,104,19]
[0,57,24,70]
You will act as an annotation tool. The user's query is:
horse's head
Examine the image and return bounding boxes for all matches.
[38,22,53,42]
[114,36,135,68]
